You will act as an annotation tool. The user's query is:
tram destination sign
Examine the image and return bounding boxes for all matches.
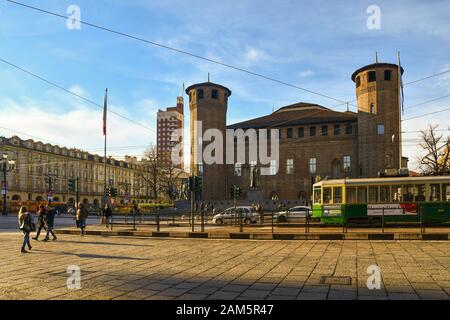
[367,204,417,216]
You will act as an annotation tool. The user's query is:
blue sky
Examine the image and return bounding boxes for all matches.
[0,0,449,169]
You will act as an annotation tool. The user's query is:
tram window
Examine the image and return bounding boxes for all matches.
[313,188,321,204]
[357,187,367,203]
[392,185,402,202]
[415,184,425,202]
[369,186,378,203]
[346,187,357,204]
[333,187,342,204]
[323,188,331,204]
[443,184,450,202]
[380,186,390,202]
[430,184,440,202]
[403,185,415,202]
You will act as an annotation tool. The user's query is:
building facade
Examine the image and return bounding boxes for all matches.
[188,62,405,201]
[0,136,149,207]
[157,97,184,169]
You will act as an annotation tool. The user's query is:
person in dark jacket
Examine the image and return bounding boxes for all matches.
[32,204,46,240]
[104,204,112,228]
[43,205,57,241]
[18,206,33,253]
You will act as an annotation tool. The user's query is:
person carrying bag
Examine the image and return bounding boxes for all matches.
[18,206,34,253]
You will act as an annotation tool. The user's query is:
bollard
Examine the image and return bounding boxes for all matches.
[239,210,243,233]
[342,208,347,233]
[271,211,274,234]
[201,210,205,232]
[305,210,309,234]
[156,212,160,232]
[420,206,425,234]
[382,207,385,234]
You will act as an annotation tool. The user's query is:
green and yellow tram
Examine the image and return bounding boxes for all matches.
[312,176,450,225]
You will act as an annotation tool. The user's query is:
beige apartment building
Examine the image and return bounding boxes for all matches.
[0,136,149,207]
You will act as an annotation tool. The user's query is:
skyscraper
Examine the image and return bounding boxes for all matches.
[156,97,184,169]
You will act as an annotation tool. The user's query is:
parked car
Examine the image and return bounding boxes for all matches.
[274,206,311,223]
[212,206,259,225]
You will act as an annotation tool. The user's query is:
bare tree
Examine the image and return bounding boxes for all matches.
[158,151,185,200]
[416,124,450,176]
[141,146,160,199]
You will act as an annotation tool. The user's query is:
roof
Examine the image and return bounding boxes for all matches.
[314,175,450,187]
[227,102,357,130]
[185,82,232,97]
[351,62,404,81]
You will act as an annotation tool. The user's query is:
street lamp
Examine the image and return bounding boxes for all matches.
[1,154,16,216]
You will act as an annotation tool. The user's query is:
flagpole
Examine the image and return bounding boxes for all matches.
[103,88,108,208]
[397,52,402,169]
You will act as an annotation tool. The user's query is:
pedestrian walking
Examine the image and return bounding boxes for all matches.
[43,205,58,241]
[104,204,112,229]
[75,203,89,236]
[32,204,47,240]
[18,206,34,253]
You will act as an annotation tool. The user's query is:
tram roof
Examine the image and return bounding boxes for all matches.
[313,176,450,187]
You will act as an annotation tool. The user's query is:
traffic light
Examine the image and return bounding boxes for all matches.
[235,186,242,197]
[230,185,242,199]
[194,176,202,193]
[110,187,118,198]
[68,179,76,192]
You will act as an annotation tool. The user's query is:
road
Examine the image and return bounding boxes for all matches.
[0,232,449,300]
[0,214,101,232]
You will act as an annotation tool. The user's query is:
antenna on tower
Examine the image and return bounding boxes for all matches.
[346,102,349,112]
[208,72,210,82]
[375,52,379,63]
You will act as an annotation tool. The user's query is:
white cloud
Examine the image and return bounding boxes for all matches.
[69,84,87,97]
[0,97,156,160]
[298,70,315,78]
[243,46,270,65]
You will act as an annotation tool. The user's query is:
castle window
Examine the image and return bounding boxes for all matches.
[377,124,385,135]
[269,160,277,175]
[309,158,317,174]
[370,103,376,114]
[197,89,204,100]
[321,126,328,136]
[384,70,391,81]
[368,71,376,82]
[234,163,242,176]
[356,76,361,88]
[286,159,294,175]
[286,128,293,138]
[346,123,353,135]
[298,127,304,138]
[211,89,218,99]
[309,126,316,137]
[343,155,351,173]
[334,125,340,135]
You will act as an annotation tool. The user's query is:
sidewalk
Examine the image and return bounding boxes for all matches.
[55,223,450,241]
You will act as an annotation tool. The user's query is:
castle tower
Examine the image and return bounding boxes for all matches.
[186,82,231,200]
[352,62,404,177]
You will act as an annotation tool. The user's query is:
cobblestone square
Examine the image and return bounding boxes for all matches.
[0,232,449,300]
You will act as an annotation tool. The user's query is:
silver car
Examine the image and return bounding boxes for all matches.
[212,206,259,225]
[274,206,311,223]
